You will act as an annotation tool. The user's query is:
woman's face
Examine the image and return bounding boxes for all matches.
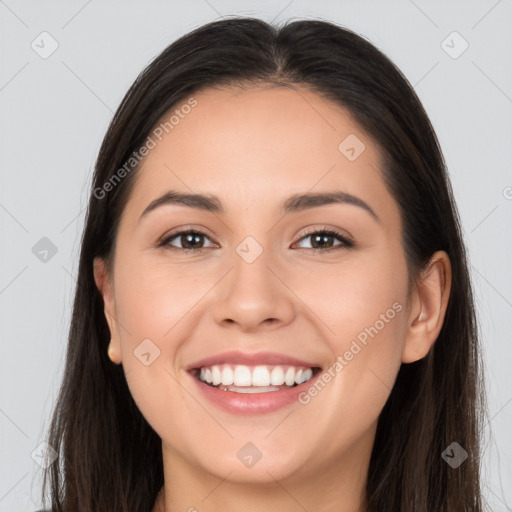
[97,85,416,485]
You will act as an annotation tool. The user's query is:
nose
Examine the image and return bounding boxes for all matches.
[211,246,296,333]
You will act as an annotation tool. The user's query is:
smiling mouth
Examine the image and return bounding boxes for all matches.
[190,364,322,393]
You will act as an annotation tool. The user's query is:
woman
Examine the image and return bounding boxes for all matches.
[41,17,486,511]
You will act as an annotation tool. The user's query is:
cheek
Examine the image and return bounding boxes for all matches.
[110,257,190,404]
[111,260,201,444]
[113,255,200,341]
[291,250,408,345]
[291,253,408,421]
[122,360,202,466]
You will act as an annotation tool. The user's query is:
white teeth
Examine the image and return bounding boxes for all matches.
[196,364,316,389]
[221,366,234,386]
[270,366,285,386]
[285,367,296,386]
[212,366,222,386]
[252,366,271,386]
[233,365,252,386]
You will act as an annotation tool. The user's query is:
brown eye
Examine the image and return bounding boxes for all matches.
[160,230,216,251]
[295,229,354,252]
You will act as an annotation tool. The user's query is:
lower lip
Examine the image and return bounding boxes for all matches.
[188,371,320,415]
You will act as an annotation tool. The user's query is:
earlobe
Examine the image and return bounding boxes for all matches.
[401,251,452,363]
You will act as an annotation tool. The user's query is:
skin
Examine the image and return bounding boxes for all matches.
[94,85,452,512]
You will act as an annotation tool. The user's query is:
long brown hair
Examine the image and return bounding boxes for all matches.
[41,17,486,511]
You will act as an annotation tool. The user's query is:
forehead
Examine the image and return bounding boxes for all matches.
[125,85,398,224]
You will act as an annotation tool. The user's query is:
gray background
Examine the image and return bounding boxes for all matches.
[1,0,511,510]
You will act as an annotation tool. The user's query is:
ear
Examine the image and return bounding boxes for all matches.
[93,257,122,364]
[402,250,452,363]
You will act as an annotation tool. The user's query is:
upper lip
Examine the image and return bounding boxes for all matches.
[186,350,322,371]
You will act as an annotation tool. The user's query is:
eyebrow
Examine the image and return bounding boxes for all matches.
[283,191,379,221]
[139,190,379,223]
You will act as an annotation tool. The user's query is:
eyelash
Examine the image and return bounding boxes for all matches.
[158,228,355,253]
